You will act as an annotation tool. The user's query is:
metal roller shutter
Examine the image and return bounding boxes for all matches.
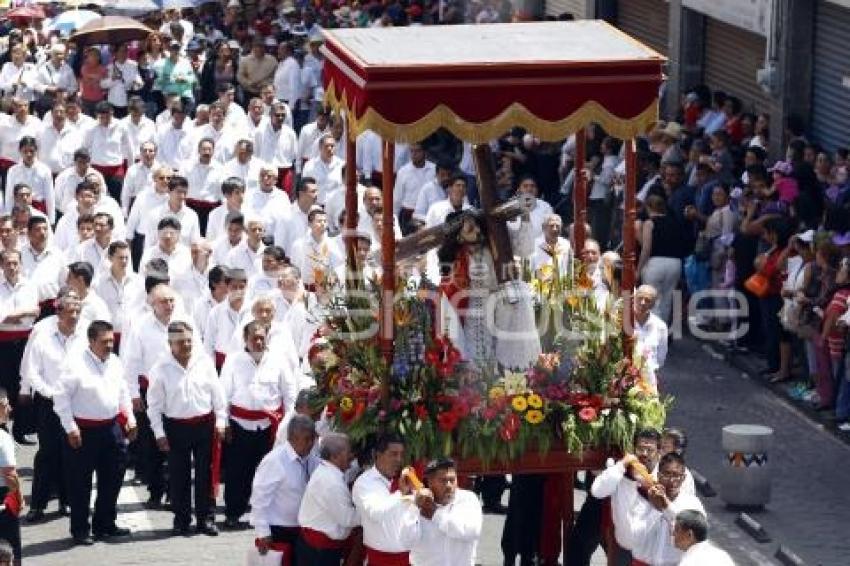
[811,2,850,151]
[703,18,771,114]
[545,0,586,18]
[616,0,669,55]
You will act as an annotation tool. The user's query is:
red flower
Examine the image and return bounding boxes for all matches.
[437,411,459,432]
[414,404,429,421]
[578,406,597,422]
[482,406,499,420]
[425,336,462,378]
[499,413,520,442]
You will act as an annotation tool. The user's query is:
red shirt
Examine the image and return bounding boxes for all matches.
[826,287,850,358]
[760,248,785,297]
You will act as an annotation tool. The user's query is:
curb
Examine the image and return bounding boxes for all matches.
[735,512,771,544]
[775,545,807,566]
[690,469,716,497]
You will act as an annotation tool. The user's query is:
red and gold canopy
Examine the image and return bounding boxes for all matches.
[321,20,666,143]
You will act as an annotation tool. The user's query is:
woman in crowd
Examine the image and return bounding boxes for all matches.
[638,194,686,325]
[754,217,794,381]
[78,47,106,116]
[199,40,239,104]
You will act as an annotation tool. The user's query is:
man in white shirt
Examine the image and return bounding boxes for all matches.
[51,320,137,545]
[296,107,330,171]
[5,137,55,223]
[274,179,318,256]
[409,458,483,566]
[254,102,298,195]
[69,212,115,273]
[0,98,42,195]
[38,103,80,176]
[395,143,436,232]
[34,44,77,115]
[296,432,360,564]
[20,216,64,305]
[222,139,268,194]
[211,211,244,268]
[141,175,202,248]
[356,129,383,185]
[205,267,247,370]
[190,102,237,165]
[121,140,158,217]
[246,166,291,238]
[273,42,301,108]
[138,217,193,284]
[127,166,172,261]
[530,214,573,279]
[120,97,156,161]
[60,95,96,133]
[412,162,454,226]
[250,414,318,562]
[302,134,343,205]
[55,149,105,215]
[0,46,38,105]
[181,138,223,235]
[244,97,268,138]
[509,176,554,242]
[289,208,344,288]
[352,434,420,564]
[673,509,734,566]
[20,289,84,522]
[226,215,265,278]
[155,101,194,171]
[634,285,669,393]
[221,320,298,529]
[92,241,142,339]
[192,265,227,343]
[84,102,133,203]
[66,261,112,329]
[146,320,225,536]
[425,173,470,229]
[101,44,139,118]
[206,177,245,242]
[53,181,101,254]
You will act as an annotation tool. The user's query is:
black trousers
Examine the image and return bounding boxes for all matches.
[30,395,68,510]
[164,418,213,528]
[564,492,603,566]
[0,338,28,438]
[63,421,127,538]
[296,535,343,566]
[130,233,145,273]
[501,474,544,564]
[224,420,270,520]
[0,488,20,561]
[271,525,300,564]
[135,387,166,499]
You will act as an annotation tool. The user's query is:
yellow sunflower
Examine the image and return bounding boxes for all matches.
[339,396,354,412]
[511,395,528,413]
[525,409,544,425]
[526,393,543,409]
[489,386,506,401]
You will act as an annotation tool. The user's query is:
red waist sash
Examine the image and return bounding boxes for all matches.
[0,158,15,171]
[229,403,284,447]
[186,198,221,211]
[0,329,31,342]
[74,416,116,428]
[31,199,46,214]
[214,351,226,371]
[631,560,650,566]
[167,411,220,498]
[92,162,126,177]
[138,374,149,391]
[365,547,410,566]
[300,527,348,550]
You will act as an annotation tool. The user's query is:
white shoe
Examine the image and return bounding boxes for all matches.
[837,422,850,432]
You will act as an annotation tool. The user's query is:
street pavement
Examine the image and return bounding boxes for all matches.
[17,336,849,564]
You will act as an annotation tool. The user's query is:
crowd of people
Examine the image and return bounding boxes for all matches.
[0,0,839,564]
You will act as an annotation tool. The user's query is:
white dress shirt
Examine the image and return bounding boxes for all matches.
[225,240,264,278]
[204,300,241,356]
[245,188,290,237]
[190,123,237,165]
[254,121,298,169]
[273,56,301,105]
[394,160,436,214]
[127,188,169,236]
[273,206,309,256]
[120,311,196,397]
[355,130,383,180]
[0,61,39,103]
[424,199,470,229]
[409,488,483,566]
[211,234,239,268]
[250,441,319,536]
[301,155,344,205]
[296,120,329,169]
[5,160,55,222]
[352,466,421,553]
[678,540,735,566]
[79,291,112,329]
[68,237,111,272]
[39,123,81,174]
[634,313,669,392]
[102,58,139,108]
[121,161,156,216]
[54,167,105,214]
[180,160,224,203]
[141,203,201,247]
[298,459,360,540]
[629,487,705,566]
[92,271,144,334]
[52,348,136,434]
[530,236,573,277]
[289,233,344,286]
[590,460,645,551]
[0,278,38,331]
[138,243,192,281]
[192,293,218,343]
[205,204,241,242]
[221,157,267,193]
[412,180,446,223]
[221,349,297,430]
[84,121,133,167]
[35,60,78,97]
[20,315,86,398]
[145,353,226,439]
[155,123,194,170]
[20,243,64,302]
[120,115,156,161]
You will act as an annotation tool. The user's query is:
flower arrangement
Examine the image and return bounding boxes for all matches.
[309,268,671,465]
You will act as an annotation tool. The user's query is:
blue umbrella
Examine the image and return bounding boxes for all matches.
[48,9,101,35]
[159,0,199,8]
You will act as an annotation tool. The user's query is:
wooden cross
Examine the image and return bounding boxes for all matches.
[395,144,527,281]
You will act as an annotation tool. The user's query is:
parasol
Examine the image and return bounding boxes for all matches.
[102,0,159,15]
[5,6,46,22]
[160,0,199,8]
[69,15,153,47]
[48,9,101,35]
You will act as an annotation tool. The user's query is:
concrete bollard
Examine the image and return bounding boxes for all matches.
[719,424,773,508]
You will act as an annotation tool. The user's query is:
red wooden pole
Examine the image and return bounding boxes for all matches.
[572,128,587,256]
[344,121,358,273]
[622,138,637,356]
[380,140,396,402]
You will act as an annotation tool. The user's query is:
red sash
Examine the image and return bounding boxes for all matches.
[74,416,116,429]
[186,198,221,212]
[631,560,650,566]
[169,412,221,498]
[255,537,292,566]
[3,489,22,517]
[365,547,410,566]
[31,199,47,214]
[0,329,31,342]
[214,351,226,371]
[138,374,149,391]
[92,162,127,178]
[229,403,284,447]
[277,167,294,197]
[0,158,15,171]
[300,527,348,550]
[439,246,471,325]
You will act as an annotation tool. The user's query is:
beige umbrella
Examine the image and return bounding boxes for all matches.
[69,15,153,46]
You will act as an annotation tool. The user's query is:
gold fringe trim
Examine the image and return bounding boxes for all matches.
[324,79,659,142]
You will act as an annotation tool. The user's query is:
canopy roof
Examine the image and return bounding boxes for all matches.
[321,20,666,143]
